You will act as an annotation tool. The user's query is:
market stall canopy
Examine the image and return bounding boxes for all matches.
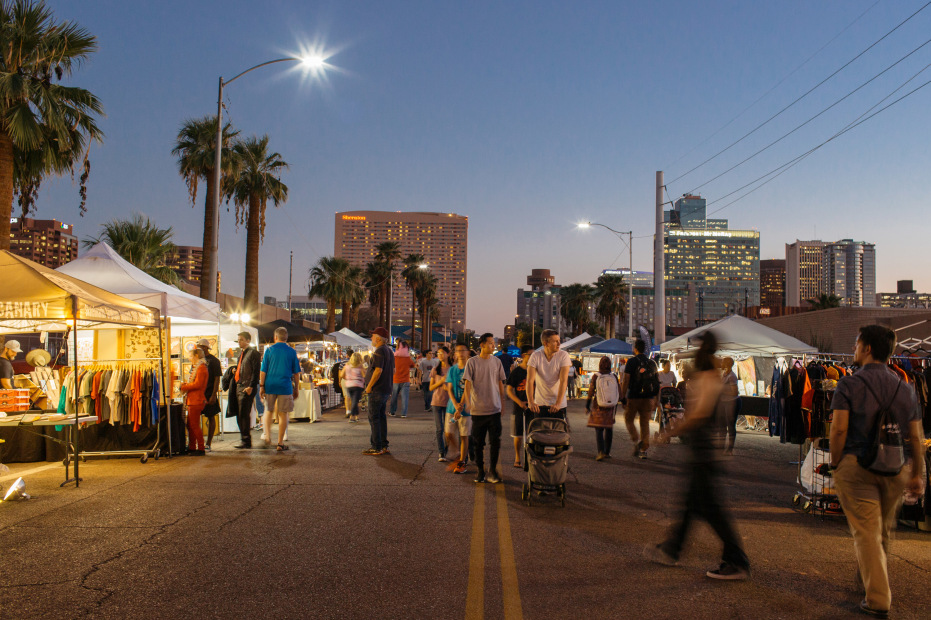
[56,243,220,322]
[583,338,633,355]
[331,328,372,349]
[559,332,592,350]
[661,315,818,357]
[255,319,324,344]
[0,251,158,333]
[564,335,605,352]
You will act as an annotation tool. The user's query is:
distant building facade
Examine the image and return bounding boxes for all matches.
[166,245,203,283]
[9,217,78,269]
[760,259,786,309]
[516,269,568,335]
[785,240,825,307]
[664,195,760,322]
[334,211,468,332]
[630,285,696,334]
[786,239,875,307]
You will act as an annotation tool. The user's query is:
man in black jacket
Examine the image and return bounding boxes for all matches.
[232,331,261,449]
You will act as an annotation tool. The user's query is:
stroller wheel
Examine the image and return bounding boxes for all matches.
[558,485,566,507]
[521,483,530,503]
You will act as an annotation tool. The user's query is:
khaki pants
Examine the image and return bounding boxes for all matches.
[833,454,908,612]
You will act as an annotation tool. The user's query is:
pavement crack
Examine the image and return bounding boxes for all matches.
[75,499,214,617]
[0,578,74,589]
[889,552,930,573]
[216,482,295,533]
[409,451,431,485]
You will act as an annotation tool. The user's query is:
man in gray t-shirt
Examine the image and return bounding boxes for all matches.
[829,325,926,616]
[463,333,507,484]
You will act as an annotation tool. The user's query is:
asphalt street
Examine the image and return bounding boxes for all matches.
[1,398,929,620]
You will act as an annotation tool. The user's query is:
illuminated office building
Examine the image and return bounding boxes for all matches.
[334,211,468,331]
[664,195,760,322]
[8,217,78,269]
[760,259,786,308]
[166,245,204,284]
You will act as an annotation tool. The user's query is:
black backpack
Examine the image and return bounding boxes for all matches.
[629,355,660,398]
[857,376,906,477]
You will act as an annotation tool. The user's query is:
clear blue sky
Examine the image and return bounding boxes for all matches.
[36,0,931,334]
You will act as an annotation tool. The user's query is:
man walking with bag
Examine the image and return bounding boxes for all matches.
[829,325,925,618]
[620,339,660,459]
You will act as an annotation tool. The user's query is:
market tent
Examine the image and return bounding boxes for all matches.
[0,251,158,333]
[56,243,219,322]
[661,315,818,357]
[584,338,633,354]
[331,327,371,349]
[560,332,592,350]
[255,319,324,344]
[565,335,605,352]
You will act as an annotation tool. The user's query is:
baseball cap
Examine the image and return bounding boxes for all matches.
[372,327,389,339]
[4,340,22,354]
[196,338,211,348]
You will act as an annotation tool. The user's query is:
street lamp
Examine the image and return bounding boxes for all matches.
[577,221,633,341]
[206,53,330,303]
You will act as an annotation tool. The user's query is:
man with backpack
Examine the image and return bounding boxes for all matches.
[829,325,926,618]
[620,339,660,459]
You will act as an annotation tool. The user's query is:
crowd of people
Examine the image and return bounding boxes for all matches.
[174,321,925,616]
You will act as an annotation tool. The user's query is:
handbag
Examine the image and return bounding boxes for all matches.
[587,404,616,428]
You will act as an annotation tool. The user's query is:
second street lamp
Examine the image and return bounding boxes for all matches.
[577,221,634,341]
[206,54,328,303]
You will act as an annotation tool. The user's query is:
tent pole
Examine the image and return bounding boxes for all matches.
[72,295,80,488]
[157,315,171,457]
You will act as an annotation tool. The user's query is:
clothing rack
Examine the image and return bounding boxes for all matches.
[72,355,168,465]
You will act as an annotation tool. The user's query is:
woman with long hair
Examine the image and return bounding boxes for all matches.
[586,356,620,461]
[180,347,209,456]
[342,353,366,422]
[429,345,452,461]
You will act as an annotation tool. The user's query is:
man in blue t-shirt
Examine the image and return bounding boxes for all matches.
[445,343,472,474]
[259,327,301,451]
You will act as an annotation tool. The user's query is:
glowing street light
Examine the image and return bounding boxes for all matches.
[577,221,634,340]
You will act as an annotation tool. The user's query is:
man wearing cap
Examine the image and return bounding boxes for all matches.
[197,339,223,450]
[363,327,394,455]
[1,340,22,389]
[232,331,261,449]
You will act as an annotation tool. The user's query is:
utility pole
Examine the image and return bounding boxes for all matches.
[654,171,666,345]
[288,250,293,318]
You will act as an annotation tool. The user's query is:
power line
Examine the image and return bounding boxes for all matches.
[703,59,931,216]
[664,0,881,171]
[683,32,931,195]
[667,0,931,186]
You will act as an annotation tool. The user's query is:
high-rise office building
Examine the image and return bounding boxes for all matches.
[8,217,78,269]
[785,240,826,306]
[166,245,204,283]
[760,259,786,308]
[823,239,876,307]
[516,269,568,335]
[334,211,469,332]
[664,195,760,322]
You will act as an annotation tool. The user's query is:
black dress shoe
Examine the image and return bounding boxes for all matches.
[233,442,252,449]
[188,449,206,456]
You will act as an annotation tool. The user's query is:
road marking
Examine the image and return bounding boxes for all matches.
[496,484,524,620]
[465,484,485,620]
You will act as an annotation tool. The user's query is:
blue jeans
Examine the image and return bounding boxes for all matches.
[390,382,410,417]
[368,392,389,450]
[347,386,363,418]
[432,405,447,457]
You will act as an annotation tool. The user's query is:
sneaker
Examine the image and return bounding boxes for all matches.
[401,415,407,418]
[644,544,678,567]
[486,474,501,484]
[858,600,889,618]
[389,412,396,417]
[438,456,449,463]
[380,448,390,455]
[595,452,605,461]
[205,445,212,452]
[362,448,380,455]
[632,441,641,457]
[603,454,612,459]
[706,563,749,581]
[453,462,468,475]
[233,442,251,449]
[474,474,486,483]
[638,450,648,460]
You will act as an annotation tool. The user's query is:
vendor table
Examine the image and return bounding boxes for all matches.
[0,413,97,486]
[290,388,322,422]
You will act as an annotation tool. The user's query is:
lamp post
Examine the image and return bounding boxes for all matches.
[577,222,633,340]
[206,54,327,303]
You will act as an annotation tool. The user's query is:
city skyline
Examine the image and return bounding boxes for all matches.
[26,0,931,334]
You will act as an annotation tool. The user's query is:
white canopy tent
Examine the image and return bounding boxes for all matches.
[330,327,372,349]
[661,315,818,358]
[559,332,592,350]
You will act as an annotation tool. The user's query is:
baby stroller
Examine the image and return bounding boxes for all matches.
[654,386,686,443]
[521,416,572,507]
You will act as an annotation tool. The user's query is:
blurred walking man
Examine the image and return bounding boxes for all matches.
[621,339,659,459]
[830,325,925,618]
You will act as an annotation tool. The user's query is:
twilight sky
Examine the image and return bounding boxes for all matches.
[35,0,931,334]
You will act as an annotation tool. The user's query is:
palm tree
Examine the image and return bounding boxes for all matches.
[401,253,426,341]
[341,264,365,331]
[0,0,104,250]
[559,283,594,336]
[416,273,438,351]
[172,115,240,299]
[84,214,179,285]
[309,256,350,333]
[365,260,388,326]
[374,241,401,328]
[806,293,842,310]
[593,273,626,340]
[225,136,288,315]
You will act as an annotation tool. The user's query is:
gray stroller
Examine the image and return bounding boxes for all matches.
[521,416,572,507]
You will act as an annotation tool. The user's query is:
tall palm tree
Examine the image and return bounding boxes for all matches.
[341,264,365,331]
[83,214,179,285]
[559,283,594,336]
[225,136,288,315]
[0,0,104,250]
[593,273,626,340]
[374,241,401,328]
[416,273,438,352]
[365,260,388,326]
[309,256,350,333]
[172,115,239,299]
[401,253,426,340]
